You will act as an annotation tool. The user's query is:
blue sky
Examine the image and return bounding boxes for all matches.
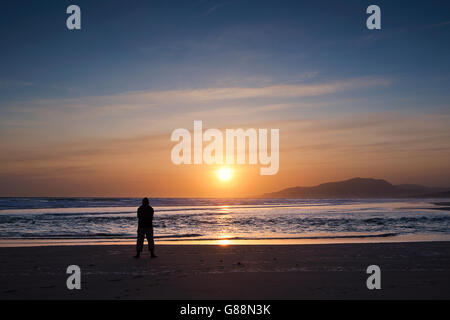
[1,0,450,196]
[1,0,450,108]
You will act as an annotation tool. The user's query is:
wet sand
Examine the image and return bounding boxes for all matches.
[1,242,449,299]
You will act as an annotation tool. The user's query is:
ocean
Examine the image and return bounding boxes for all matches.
[0,198,449,246]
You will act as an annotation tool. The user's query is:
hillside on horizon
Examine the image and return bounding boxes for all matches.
[262,177,450,199]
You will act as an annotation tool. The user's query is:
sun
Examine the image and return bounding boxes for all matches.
[217,167,232,182]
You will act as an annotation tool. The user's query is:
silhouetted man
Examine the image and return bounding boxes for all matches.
[134,197,157,258]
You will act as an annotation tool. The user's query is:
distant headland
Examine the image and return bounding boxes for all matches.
[262,177,450,198]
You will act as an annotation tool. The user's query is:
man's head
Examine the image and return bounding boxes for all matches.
[142,197,149,206]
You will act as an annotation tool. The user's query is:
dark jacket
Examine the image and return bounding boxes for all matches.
[137,205,154,228]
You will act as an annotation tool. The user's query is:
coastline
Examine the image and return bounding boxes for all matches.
[2,198,449,247]
[1,241,450,299]
[1,232,450,247]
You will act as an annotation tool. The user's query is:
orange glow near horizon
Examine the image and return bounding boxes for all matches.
[2,115,450,197]
[216,167,233,182]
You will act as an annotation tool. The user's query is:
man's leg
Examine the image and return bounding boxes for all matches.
[135,228,145,258]
[145,227,157,258]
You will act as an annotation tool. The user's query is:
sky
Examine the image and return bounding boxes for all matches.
[1,0,450,197]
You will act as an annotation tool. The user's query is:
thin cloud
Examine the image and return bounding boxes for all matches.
[4,77,390,114]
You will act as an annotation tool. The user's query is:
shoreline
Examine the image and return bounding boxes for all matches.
[1,241,449,299]
[1,233,449,247]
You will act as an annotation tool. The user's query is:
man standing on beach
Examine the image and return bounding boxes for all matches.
[134,197,157,258]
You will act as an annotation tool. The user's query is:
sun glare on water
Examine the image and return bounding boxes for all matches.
[217,167,232,182]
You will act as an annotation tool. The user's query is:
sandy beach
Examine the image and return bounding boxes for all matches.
[1,241,449,299]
